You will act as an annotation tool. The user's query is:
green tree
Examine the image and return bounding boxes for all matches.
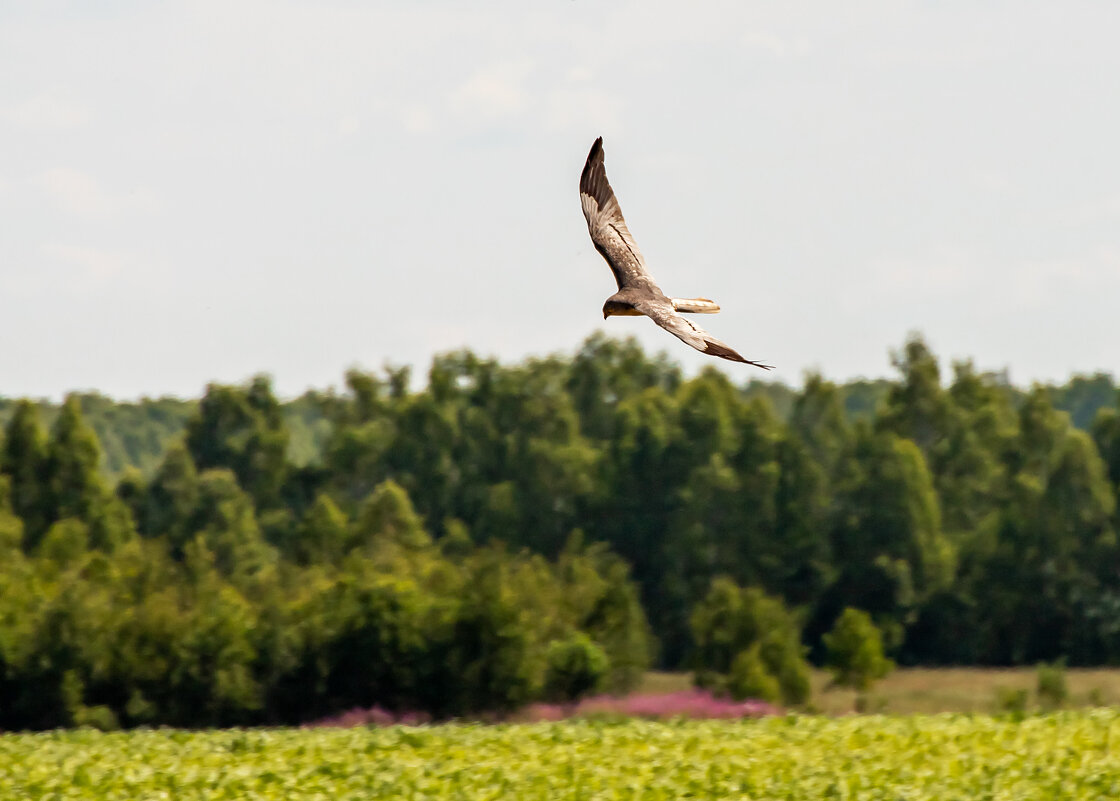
[823,607,894,691]
[1,400,50,547]
[877,334,952,459]
[354,479,431,551]
[788,373,853,480]
[810,426,953,655]
[140,441,199,546]
[939,361,1016,556]
[660,399,786,660]
[189,470,277,583]
[599,386,678,597]
[727,644,781,703]
[36,519,90,567]
[1092,399,1120,527]
[976,388,1116,663]
[542,632,609,703]
[771,433,833,607]
[46,397,104,523]
[186,376,289,511]
[292,493,351,564]
[0,476,24,555]
[690,578,811,706]
[552,537,652,693]
[666,397,782,600]
[1051,373,1117,430]
[43,397,136,552]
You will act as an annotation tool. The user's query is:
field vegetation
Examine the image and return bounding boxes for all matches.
[5,713,1120,799]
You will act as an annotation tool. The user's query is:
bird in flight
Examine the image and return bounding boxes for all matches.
[579,137,772,369]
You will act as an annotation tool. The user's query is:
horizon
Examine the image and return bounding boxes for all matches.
[0,331,1116,405]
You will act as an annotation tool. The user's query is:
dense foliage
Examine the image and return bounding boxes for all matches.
[0,388,651,728]
[690,578,811,706]
[2,332,1120,727]
[5,714,1120,799]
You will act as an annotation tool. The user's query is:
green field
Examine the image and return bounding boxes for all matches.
[5,713,1120,800]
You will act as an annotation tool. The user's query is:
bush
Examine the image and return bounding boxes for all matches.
[822,608,894,691]
[727,645,780,704]
[690,578,812,706]
[543,633,609,703]
[994,686,1029,715]
[1036,660,1068,709]
[775,647,812,706]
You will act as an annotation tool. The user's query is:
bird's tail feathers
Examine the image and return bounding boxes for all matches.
[671,297,720,314]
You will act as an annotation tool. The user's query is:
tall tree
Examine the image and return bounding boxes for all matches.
[810,425,954,653]
[1,400,50,547]
[975,388,1117,663]
[186,377,289,511]
[188,469,277,584]
[140,441,200,547]
[877,334,952,459]
[0,475,24,555]
[44,397,135,552]
[1091,396,1120,504]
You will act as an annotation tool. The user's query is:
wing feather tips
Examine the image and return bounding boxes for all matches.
[702,340,774,370]
[587,135,603,164]
[579,136,612,209]
[702,340,745,362]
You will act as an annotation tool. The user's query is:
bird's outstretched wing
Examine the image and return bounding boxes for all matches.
[579,137,658,292]
[633,297,773,369]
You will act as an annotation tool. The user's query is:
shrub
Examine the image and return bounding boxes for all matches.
[690,578,812,706]
[727,645,780,704]
[994,686,1029,715]
[543,633,610,703]
[1036,660,1068,709]
[822,607,894,691]
[775,647,813,706]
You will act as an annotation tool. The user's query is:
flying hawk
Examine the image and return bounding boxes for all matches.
[579,137,772,369]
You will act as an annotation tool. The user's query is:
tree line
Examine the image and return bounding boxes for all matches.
[2,332,1120,728]
[2,342,1114,482]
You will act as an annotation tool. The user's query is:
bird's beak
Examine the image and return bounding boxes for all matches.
[602,309,609,320]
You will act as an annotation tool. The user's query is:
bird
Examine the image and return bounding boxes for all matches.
[579,136,772,370]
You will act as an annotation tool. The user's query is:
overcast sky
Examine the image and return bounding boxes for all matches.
[3,2,1119,400]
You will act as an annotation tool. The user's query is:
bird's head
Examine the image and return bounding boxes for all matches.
[602,299,628,319]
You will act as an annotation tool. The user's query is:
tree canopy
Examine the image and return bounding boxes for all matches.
[2,332,1120,728]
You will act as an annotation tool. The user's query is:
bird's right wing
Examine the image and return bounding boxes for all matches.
[580,137,656,290]
[633,297,773,369]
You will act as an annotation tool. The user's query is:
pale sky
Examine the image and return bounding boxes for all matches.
[3,2,1119,399]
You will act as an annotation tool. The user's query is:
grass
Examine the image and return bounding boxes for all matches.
[811,667,1120,715]
[640,667,1120,715]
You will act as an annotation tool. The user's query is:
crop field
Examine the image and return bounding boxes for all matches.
[5,712,1120,800]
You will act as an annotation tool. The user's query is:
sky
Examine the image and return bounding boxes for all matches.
[3,1,1119,400]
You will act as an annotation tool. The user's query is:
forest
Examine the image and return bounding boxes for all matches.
[2,332,1120,729]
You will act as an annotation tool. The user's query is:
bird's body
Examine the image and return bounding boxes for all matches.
[578,137,772,369]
